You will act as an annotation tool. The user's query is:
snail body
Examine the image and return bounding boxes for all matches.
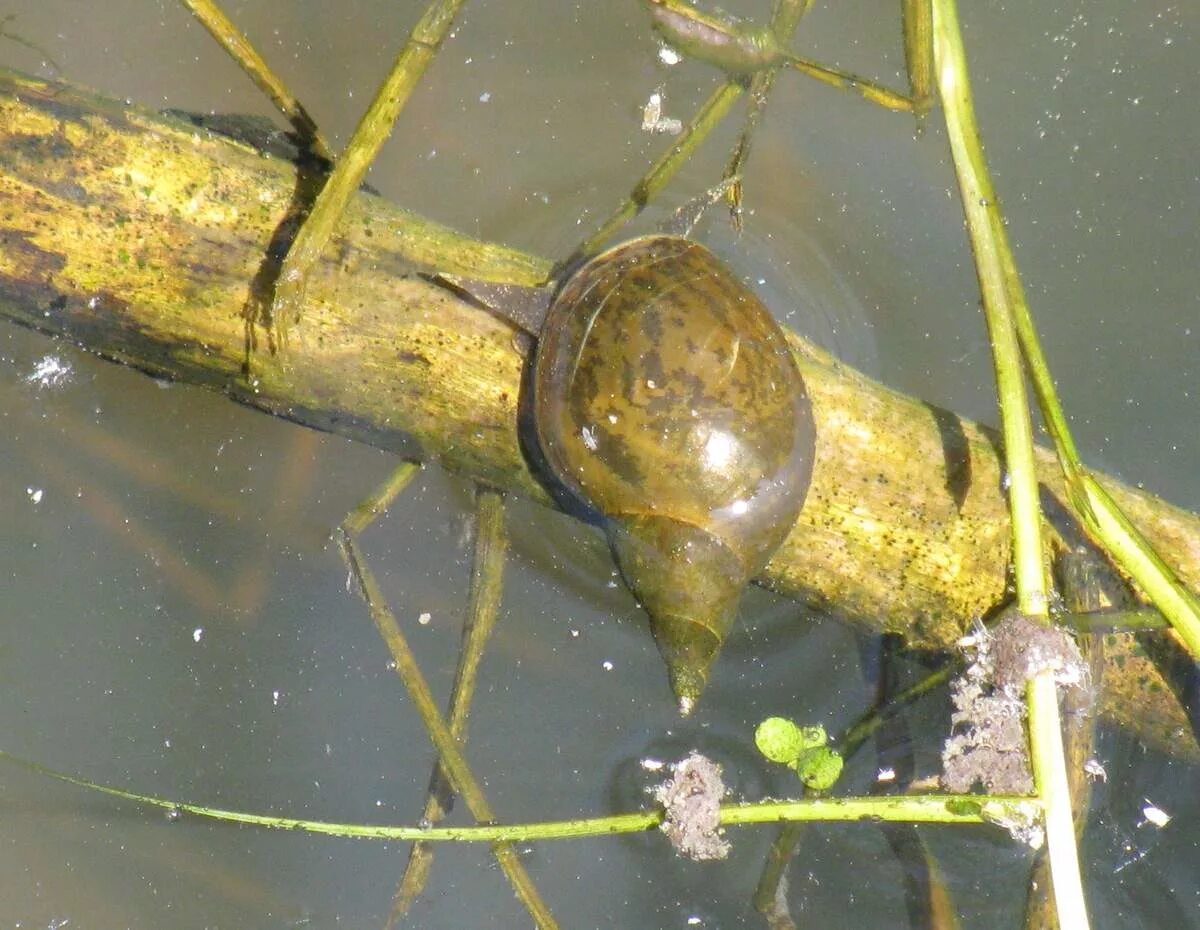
[533,235,815,711]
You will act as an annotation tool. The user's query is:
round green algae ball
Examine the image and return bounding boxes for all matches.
[755,717,803,764]
[795,747,844,790]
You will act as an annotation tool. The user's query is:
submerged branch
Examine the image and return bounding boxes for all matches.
[0,68,1196,755]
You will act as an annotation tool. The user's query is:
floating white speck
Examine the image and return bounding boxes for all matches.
[192,627,204,643]
[640,757,665,771]
[1083,758,1107,782]
[645,107,682,134]
[602,660,614,671]
[659,46,681,66]
[272,689,281,707]
[876,767,896,783]
[479,91,491,103]
[581,424,598,450]
[418,611,432,626]
[25,355,73,388]
[26,487,44,504]
[643,91,664,124]
[1142,800,1171,828]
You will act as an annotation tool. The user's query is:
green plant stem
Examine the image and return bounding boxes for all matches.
[931,0,1045,617]
[337,476,557,929]
[902,0,934,117]
[932,1,1090,927]
[181,0,331,160]
[1020,241,1200,651]
[391,486,508,923]
[577,0,822,262]
[1081,475,1200,656]
[720,0,813,221]
[996,161,1200,657]
[571,80,744,262]
[926,0,1200,659]
[270,0,467,346]
[838,659,955,759]
[1027,672,1088,928]
[0,748,1037,841]
[341,460,424,535]
[783,54,916,112]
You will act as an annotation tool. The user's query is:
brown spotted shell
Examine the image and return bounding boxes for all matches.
[533,235,815,710]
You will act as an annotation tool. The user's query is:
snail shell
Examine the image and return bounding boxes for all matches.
[533,235,815,712]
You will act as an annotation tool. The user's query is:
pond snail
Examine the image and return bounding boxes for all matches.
[449,234,815,713]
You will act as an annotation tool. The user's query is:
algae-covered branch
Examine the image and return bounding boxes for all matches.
[0,68,1196,754]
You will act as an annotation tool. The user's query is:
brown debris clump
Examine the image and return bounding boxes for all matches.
[653,752,731,861]
[941,612,1088,795]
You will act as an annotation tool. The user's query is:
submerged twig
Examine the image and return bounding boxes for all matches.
[180,0,332,160]
[388,486,508,925]
[270,0,468,348]
[336,465,558,930]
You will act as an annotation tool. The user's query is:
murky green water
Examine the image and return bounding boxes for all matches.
[1,1,1197,927]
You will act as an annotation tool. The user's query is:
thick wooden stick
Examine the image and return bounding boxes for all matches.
[0,68,1195,753]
